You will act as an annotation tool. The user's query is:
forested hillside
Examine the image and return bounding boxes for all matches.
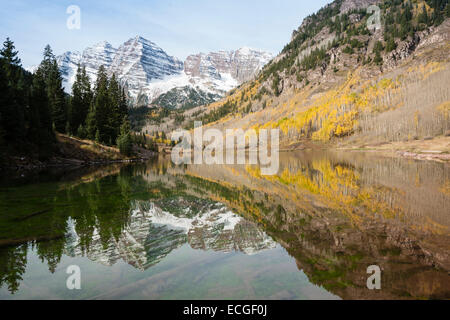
[0,38,134,166]
[172,0,450,148]
[0,39,56,161]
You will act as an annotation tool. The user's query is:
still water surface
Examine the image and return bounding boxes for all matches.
[0,151,449,299]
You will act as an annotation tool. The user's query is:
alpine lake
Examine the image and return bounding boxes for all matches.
[0,150,449,300]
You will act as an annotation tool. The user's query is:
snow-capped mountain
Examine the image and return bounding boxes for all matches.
[45,36,273,107]
[184,47,274,83]
[109,36,184,93]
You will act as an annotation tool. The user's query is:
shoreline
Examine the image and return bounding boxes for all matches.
[336,136,450,163]
[278,136,450,163]
[0,157,155,176]
[2,136,448,175]
[0,133,158,175]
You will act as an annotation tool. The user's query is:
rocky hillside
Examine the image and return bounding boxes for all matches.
[152,86,221,110]
[46,37,272,109]
[173,0,449,148]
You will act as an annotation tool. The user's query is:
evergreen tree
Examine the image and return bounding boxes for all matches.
[39,45,54,77]
[429,0,446,25]
[272,73,281,97]
[0,38,54,159]
[39,45,67,132]
[77,124,86,139]
[92,65,110,143]
[28,68,55,158]
[117,116,133,156]
[398,3,413,39]
[385,38,397,52]
[418,5,429,25]
[119,88,129,121]
[373,41,384,65]
[0,58,6,148]
[85,102,97,140]
[374,51,383,65]
[0,38,21,67]
[69,65,91,134]
[81,67,92,107]
[108,73,122,143]
[0,38,25,144]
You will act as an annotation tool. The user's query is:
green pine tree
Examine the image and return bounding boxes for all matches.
[29,68,55,159]
[0,38,25,144]
[39,45,67,133]
[0,57,7,148]
[119,88,129,125]
[116,116,133,156]
[418,5,429,25]
[92,65,110,143]
[0,38,21,68]
[373,41,384,65]
[272,73,281,97]
[77,124,86,139]
[374,51,383,65]
[69,65,92,134]
[385,38,397,52]
[85,103,97,140]
[108,73,122,142]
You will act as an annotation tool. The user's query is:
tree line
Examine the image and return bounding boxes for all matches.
[0,38,133,161]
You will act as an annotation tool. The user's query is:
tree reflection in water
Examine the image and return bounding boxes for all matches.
[0,151,449,299]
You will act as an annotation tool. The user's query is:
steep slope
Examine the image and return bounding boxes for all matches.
[108,36,184,97]
[152,86,221,110]
[175,0,450,148]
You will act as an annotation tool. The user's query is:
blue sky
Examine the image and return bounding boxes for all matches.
[0,0,332,68]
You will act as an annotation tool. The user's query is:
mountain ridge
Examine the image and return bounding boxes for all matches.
[34,36,273,109]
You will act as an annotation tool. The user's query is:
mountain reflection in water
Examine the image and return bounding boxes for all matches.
[0,151,449,299]
[65,198,276,271]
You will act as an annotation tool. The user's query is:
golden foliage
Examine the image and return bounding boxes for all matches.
[255,70,400,141]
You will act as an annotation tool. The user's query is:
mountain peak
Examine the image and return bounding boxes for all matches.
[54,37,272,106]
[134,35,147,41]
[130,35,158,47]
[132,35,147,43]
